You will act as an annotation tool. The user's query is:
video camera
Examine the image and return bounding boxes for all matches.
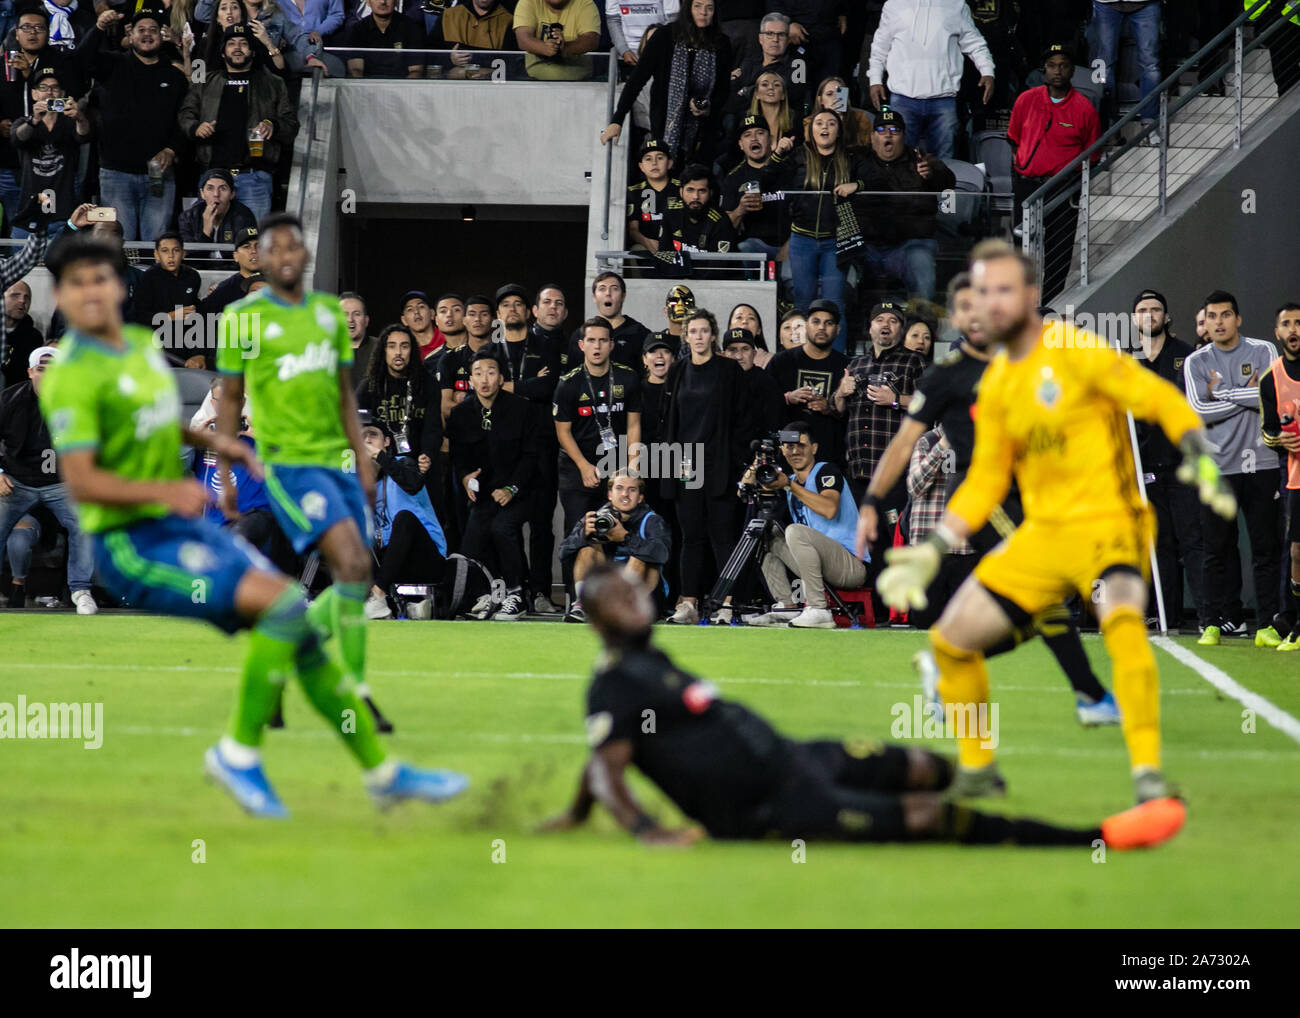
[749,430,803,488]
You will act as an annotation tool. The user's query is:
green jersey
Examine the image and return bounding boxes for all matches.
[217,289,353,470]
[39,326,184,534]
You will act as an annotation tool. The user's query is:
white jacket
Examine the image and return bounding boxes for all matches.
[868,0,996,99]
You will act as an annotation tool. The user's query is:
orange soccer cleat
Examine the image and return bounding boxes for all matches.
[1101,797,1187,850]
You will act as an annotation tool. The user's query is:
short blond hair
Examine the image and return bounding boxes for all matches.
[969,238,1037,286]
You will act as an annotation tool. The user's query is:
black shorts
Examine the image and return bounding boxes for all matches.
[1289,488,1300,544]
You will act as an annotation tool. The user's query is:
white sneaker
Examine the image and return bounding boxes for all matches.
[790,606,835,629]
[71,590,98,616]
[467,593,495,620]
[364,592,393,620]
[667,601,699,625]
[743,608,799,627]
[492,593,527,621]
[710,607,734,625]
[532,593,560,615]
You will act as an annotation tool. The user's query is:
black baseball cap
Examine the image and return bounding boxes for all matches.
[234,227,258,248]
[875,107,905,131]
[1042,42,1076,65]
[400,289,430,310]
[638,138,669,161]
[807,298,840,323]
[739,114,767,134]
[722,327,756,349]
[31,66,60,87]
[494,283,529,306]
[1133,288,1168,312]
[643,334,675,354]
[223,23,251,42]
[131,7,164,27]
[358,409,394,443]
[198,168,235,191]
[869,300,905,324]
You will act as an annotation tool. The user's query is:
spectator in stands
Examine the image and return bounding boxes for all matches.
[560,470,670,621]
[602,2,733,166]
[398,290,438,355]
[195,227,264,363]
[9,67,87,239]
[804,75,872,146]
[357,322,441,474]
[625,138,680,254]
[1,281,42,389]
[425,292,467,385]
[777,307,804,348]
[1092,0,1162,125]
[198,0,280,77]
[86,7,187,243]
[0,345,96,614]
[726,302,769,364]
[715,0,763,55]
[746,418,866,627]
[1184,290,1283,647]
[179,168,259,249]
[768,110,864,329]
[834,299,924,517]
[639,333,674,445]
[432,0,518,78]
[765,297,844,455]
[867,0,995,160]
[569,271,652,366]
[903,424,974,628]
[278,0,346,50]
[438,293,506,421]
[746,69,796,143]
[448,350,542,621]
[607,0,677,71]
[1129,288,1206,632]
[772,0,843,89]
[553,315,643,543]
[530,282,570,367]
[856,106,955,304]
[721,114,790,289]
[514,0,601,81]
[1195,305,1209,348]
[362,410,448,619]
[660,307,754,623]
[902,313,934,362]
[661,163,738,268]
[132,231,202,365]
[179,24,300,220]
[341,291,376,388]
[4,7,84,101]
[722,326,783,431]
[345,0,426,78]
[725,12,809,120]
[1008,43,1099,303]
[196,0,327,75]
[39,0,91,50]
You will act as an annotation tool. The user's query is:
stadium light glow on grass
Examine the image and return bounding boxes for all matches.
[2,616,1297,928]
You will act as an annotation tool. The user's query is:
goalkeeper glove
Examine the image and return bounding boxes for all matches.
[877,524,954,612]
[1176,432,1237,519]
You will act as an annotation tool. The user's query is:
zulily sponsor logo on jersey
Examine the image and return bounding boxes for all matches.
[151,310,263,359]
[49,948,150,997]
[275,340,338,382]
[133,389,181,441]
[593,437,706,489]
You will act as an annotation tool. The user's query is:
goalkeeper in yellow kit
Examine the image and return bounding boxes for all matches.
[879,241,1237,806]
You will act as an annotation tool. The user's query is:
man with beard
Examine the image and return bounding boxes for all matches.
[1,281,43,389]
[84,7,186,242]
[765,299,846,460]
[345,0,428,79]
[178,24,299,220]
[721,115,790,287]
[1260,301,1300,651]
[722,327,784,433]
[438,294,507,424]
[855,274,1119,727]
[725,13,809,117]
[662,165,737,277]
[626,138,680,254]
[356,323,441,478]
[1130,289,1205,634]
[341,292,376,389]
[563,272,651,369]
[498,282,564,611]
[399,290,439,359]
[178,169,258,249]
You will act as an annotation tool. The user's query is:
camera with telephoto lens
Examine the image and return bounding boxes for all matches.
[592,504,620,538]
[750,430,803,487]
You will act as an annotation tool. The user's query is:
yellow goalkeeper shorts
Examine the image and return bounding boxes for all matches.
[973,510,1154,617]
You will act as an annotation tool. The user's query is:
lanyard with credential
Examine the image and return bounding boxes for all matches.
[583,367,618,451]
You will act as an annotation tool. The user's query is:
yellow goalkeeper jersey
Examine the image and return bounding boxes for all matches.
[947,323,1203,531]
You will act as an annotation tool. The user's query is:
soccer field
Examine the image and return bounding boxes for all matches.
[2,615,1297,929]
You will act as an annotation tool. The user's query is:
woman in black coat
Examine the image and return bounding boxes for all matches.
[659,308,755,624]
[600,1,732,169]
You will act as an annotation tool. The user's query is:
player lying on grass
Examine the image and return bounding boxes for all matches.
[37,232,469,819]
[537,564,1185,850]
[877,240,1237,805]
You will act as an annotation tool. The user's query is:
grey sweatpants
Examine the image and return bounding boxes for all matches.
[761,524,867,608]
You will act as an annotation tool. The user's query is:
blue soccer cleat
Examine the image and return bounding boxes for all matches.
[204,744,290,818]
[368,763,470,810]
[1076,691,1121,727]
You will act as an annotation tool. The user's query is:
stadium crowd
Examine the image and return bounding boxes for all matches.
[0,1,1296,651]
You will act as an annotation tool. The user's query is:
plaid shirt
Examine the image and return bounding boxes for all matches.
[0,232,47,371]
[841,343,925,480]
[906,427,971,553]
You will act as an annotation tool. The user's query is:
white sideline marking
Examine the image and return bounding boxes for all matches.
[1153,635,1300,746]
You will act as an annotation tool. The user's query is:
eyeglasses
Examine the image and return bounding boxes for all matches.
[874,126,901,134]
[759,30,787,38]
[16,24,46,33]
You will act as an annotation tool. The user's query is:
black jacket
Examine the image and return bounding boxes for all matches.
[764,144,868,239]
[558,500,672,566]
[447,390,542,497]
[179,199,258,246]
[178,67,299,170]
[0,380,55,488]
[132,264,203,364]
[356,369,442,460]
[83,29,188,174]
[856,146,957,245]
[725,51,810,117]
[1,315,44,390]
[563,317,651,372]
[660,353,756,499]
[499,329,563,405]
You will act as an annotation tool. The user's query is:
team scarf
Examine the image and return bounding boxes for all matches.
[44,0,77,49]
[662,40,714,164]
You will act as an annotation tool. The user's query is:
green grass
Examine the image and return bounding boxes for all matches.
[1,615,1297,928]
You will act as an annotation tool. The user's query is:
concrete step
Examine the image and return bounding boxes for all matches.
[1086,194,1159,222]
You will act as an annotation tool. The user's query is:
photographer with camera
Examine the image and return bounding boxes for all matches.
[558,470,671,622]
[744,421,866,628]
